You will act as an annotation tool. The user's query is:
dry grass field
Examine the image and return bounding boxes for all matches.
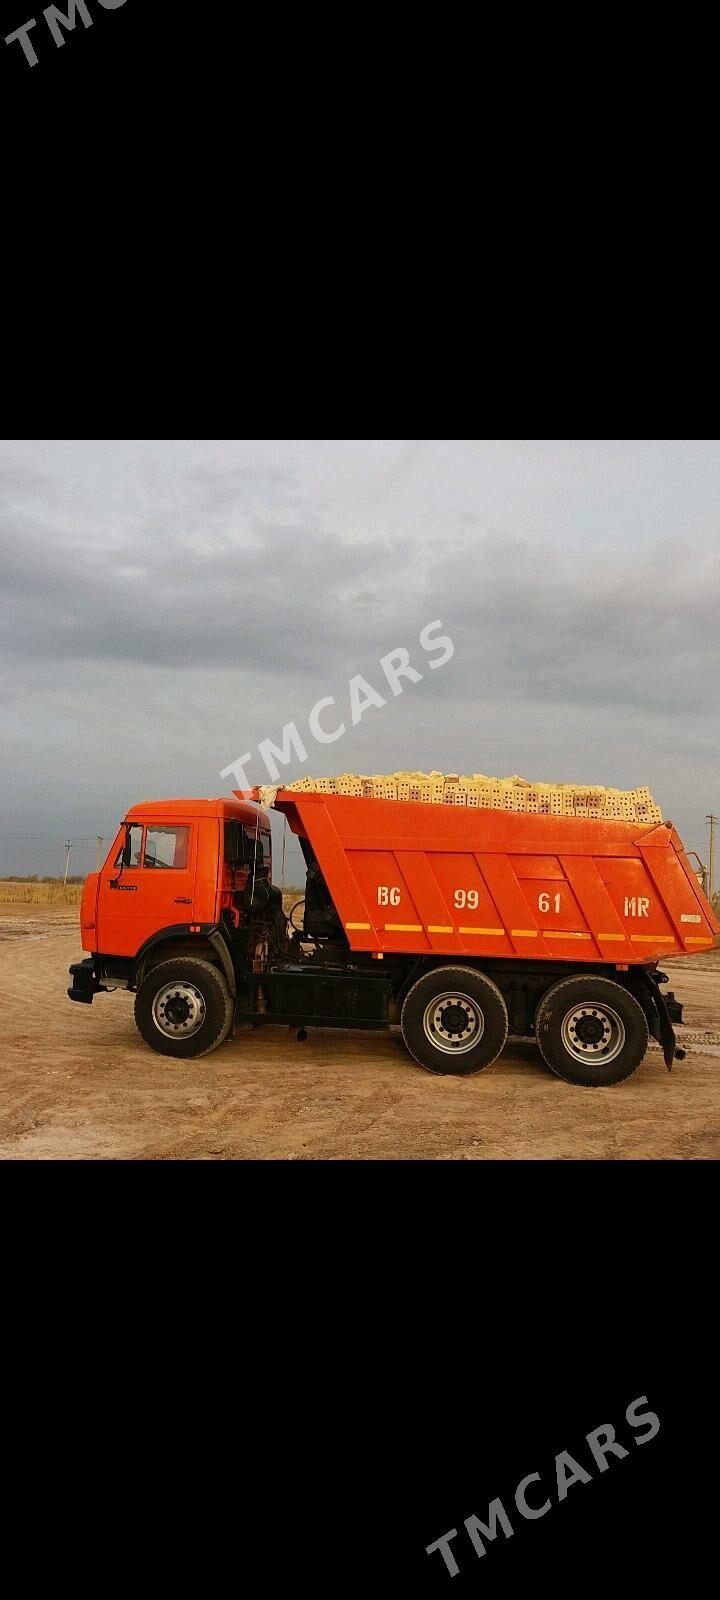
[0,882,299,908]
[0,881,84,905]
[0,901,718,1160]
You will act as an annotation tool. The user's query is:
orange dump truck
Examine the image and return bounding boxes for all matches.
[68,789,718,1085]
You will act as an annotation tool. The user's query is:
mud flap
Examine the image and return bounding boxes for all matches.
[647,977,682,1070]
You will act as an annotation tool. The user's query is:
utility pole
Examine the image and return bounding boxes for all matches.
[96,835,104,870]
[707,814,718,901]
[63,840,72,888]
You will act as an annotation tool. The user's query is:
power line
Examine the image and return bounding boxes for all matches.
[707,814,718,900]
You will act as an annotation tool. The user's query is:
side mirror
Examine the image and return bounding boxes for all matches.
[110,825,131,885]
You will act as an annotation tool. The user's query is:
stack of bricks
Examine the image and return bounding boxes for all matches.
[280,773,663,823]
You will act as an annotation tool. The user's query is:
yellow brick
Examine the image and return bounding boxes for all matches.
[282,773,662,822]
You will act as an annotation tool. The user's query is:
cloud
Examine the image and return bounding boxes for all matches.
[0,510,418,670]
[3,493,716,720]
[1,440,718,875]
[426,535,719,716]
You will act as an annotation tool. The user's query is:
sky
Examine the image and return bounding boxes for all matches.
[1,438,718,882]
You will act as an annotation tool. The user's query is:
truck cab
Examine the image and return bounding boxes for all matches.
[69,798,282,1055]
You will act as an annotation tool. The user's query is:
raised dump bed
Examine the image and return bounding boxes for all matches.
[268,790,717,965]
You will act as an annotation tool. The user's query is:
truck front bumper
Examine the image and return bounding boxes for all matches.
[68,959,107,1005]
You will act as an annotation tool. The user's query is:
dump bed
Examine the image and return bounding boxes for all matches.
[264,791,719,963]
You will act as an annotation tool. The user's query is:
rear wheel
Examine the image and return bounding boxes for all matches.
[400,966,508,1075]
[534,974,648,1086]
[134,957,233,1059]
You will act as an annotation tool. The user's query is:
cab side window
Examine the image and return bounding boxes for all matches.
[144,825,191,870]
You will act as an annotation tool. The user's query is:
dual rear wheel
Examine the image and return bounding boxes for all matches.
[400,966,648,1085]
[401,967,508,1077]
[533,973,648,1086]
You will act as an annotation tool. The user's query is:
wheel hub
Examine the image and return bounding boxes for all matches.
[439,1002,472,1035]
[574,1014,607,1045]
[422,992,484,1054]
[166,996,191,1024]
[152,981,206,1039]
[560,1004,625,1064]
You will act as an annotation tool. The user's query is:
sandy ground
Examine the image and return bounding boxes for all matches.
[1,903,718,1160]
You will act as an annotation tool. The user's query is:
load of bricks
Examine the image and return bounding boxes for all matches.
[259,772,663,823]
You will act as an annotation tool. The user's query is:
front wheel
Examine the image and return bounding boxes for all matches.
[134,957,233,1058]
[534,974,649,1086]
[400,966,508,1075]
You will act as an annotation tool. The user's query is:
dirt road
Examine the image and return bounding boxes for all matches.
[1,904,718,1160]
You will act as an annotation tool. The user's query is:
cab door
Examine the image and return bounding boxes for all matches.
[97,819,196,957]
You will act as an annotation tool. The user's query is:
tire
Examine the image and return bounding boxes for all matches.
[134,957,234,1059]
[534,974,649,1086]
[400,966,508,1076]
